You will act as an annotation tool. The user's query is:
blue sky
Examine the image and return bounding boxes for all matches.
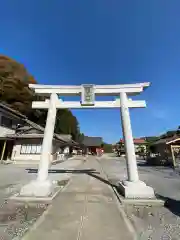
[0,0,180,143]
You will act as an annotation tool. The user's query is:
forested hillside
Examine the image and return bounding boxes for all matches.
[0,55,82,141]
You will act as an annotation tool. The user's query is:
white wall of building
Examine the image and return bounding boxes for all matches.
[11,138,62,163]
[11,139,42,162]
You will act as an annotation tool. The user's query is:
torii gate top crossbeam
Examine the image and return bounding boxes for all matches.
[29,82,150,96]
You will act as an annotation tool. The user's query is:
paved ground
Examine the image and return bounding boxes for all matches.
[0,157,84,240]
[23,156,133,240]
[100,154,180,200]
[0,164,36,206]
[100,154,180,239]
[2,154,180,239]
[0,157,83,204]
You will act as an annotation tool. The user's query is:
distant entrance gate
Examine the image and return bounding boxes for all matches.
[20,83,155,199]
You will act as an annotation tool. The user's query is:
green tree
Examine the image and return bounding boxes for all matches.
[0,55,81,140]
[54,109,80,140]
[77,132,85,143]
[102,142,112,153]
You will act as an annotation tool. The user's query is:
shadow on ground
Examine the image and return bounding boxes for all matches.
[156,194,180,217]
[137,162,172,168]
[26,168,180,217]
[26,168,117,188]
[26,168,98,174]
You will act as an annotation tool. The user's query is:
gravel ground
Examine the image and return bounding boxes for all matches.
[124,204,180,240]
[0,202,48,240]
[0,159,79,240]
[0,179,70,240]
[99,155,180,240]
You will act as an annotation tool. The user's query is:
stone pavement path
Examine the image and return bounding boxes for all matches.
[23,156,133,240]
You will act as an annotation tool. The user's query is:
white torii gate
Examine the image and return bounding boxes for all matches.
[20,83,155,199]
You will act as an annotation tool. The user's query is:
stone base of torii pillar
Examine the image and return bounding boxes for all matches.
[118,92,155,199]
[19,179,54,198]
[18,93,58,199]
[118,180,155,199]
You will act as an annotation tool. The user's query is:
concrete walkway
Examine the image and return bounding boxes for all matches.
[23,156,133,240]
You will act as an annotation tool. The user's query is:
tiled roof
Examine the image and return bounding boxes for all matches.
[119,138,147,144]
[82,136,102,147]
[151,135,180,145]
[0,102,79,146]
[0,102,27,119]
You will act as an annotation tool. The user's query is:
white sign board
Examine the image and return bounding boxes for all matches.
[81,84,95,106]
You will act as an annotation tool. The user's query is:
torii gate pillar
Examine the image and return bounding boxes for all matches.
[18,82,155,199]
[119,92,154,198]
[19,93,58,197]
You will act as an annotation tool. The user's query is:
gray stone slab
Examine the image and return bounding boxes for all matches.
[80,201,132,240]
[23,157,134,240]
[9,186,63,203]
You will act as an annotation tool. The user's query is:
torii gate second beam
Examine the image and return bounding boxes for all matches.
[19,83,155,200]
